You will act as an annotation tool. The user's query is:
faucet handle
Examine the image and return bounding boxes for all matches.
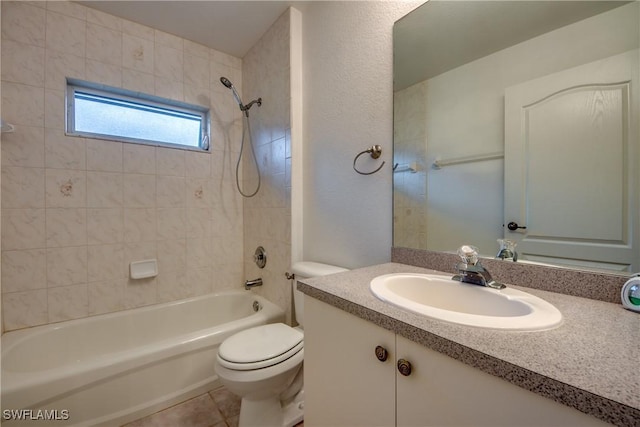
[457,245,479,266]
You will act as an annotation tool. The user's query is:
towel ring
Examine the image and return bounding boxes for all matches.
[353,145,385,175]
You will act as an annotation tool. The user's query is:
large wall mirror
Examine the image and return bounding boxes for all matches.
[393,1,639,273]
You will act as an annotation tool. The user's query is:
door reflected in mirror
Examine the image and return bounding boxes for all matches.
[393,1,639,273]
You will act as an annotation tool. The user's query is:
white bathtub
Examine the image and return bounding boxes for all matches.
[1,291,284,426]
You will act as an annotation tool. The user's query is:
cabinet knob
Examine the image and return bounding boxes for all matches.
[375,345,388,362]
[397,359,412,376]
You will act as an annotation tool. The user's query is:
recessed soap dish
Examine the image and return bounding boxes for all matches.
[130,259,158,279]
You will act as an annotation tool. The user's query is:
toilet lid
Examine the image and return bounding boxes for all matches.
[218,323,303,368]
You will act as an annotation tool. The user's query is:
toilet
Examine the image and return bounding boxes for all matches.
[215,262,348,427]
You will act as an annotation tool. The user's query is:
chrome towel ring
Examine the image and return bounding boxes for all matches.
[353,145,385,175]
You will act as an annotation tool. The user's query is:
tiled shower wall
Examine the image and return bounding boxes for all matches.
[393,81,427,250]
[0,1,246,331]
[242,10,294,323]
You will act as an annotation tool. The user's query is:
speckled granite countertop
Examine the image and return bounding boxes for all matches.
[298,262,640,427]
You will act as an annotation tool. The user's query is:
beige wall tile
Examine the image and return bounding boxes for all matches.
[87,243,125,282]
[1,40,45,86]
[85,59,122,88]
[184,40,210,59]
[154,30,183,50]
[124,277,157,309]
[86,8,122,32]
[46,1,86,20]
[45,10,85,55]
[88,279,125,315]
[45,49,85,90]
[2,208,46,250]
[157,238,186,273]
[1,249,47,293]
[87,208,124,245]
[123,174,156,208]
[154,44,183,81]
[2,126,45,168]
[124,208,156,242]
[1,82,45,127]
[44,129,86,170]
[123,144,156,174]
[156,147,186,176]
[187,207,212,238]
[45,208,87,247]
[86,172,123,208]
[87,139,123,172]
[122,68,155,94]
[86,23,122,67]
[48,283,88,322]
[1,1,47,47]
[157,270,189,302]
[45,169,86,208]
[46,246,87,287]
[157,175,186,208]
[44,89,65,129]
[2,289,48,329]
[122,33,154,74]
[156,208,186,240]
[2,167,45,208]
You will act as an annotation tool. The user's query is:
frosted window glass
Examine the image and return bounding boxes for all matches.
[66,81,209,151]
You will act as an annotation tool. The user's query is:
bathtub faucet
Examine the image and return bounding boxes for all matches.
[245,278,263,290]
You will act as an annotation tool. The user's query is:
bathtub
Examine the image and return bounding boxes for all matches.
[1,291,284,426]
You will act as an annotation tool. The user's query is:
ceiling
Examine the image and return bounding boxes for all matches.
[77,1,295,58]
[394,1,631,90]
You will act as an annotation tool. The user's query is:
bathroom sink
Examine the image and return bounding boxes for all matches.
[370,273,562,330]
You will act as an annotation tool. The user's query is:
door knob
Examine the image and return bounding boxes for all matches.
[375,346,388,362]
[507,222,527,231]
[397,359,412,376]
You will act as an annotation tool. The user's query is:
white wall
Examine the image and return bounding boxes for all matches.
[299,1,421,269]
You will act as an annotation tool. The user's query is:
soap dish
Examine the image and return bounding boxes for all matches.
[130,259,158,279]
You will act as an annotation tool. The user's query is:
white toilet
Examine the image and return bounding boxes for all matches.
[215,262,348,427]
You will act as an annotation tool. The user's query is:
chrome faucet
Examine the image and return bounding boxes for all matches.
[496,239,518,261]
[244,278,263,290]
[452,245,505,290]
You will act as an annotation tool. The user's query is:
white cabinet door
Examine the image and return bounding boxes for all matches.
[504,50,639,271]
[304,296,396,427]
[395,335,611,427]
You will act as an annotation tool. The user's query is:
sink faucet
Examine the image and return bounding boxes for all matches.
[452,245,505,290]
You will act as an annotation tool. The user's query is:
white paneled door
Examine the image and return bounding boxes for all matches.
[504,50,639,272]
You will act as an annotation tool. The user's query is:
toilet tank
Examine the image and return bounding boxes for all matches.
[290,262,348,328]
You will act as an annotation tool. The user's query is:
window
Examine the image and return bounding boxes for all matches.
[66,79,210,151]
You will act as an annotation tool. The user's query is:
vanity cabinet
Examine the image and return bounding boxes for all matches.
[304,295,611,426]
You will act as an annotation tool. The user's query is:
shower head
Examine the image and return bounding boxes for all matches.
[219,76,244,108]
[220,76,233,89]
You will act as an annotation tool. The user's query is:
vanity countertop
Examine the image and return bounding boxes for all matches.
[298,262,640,427]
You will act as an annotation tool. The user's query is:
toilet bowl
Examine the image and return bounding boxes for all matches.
[214,262,348,427]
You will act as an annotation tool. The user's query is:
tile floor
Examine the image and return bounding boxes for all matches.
[122,387,304,427]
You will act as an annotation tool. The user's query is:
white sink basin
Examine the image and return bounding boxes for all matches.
[370,273,562,330]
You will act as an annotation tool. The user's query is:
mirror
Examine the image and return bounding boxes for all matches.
[393,1,639,273]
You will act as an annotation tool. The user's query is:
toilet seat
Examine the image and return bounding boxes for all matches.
[217,323,303,371]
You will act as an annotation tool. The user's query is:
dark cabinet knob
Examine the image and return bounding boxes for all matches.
[397,359,412,376]
[375,345,388,362]
[507,222,527,231]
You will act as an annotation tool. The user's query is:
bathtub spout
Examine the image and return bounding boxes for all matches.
[245,278,263,290]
